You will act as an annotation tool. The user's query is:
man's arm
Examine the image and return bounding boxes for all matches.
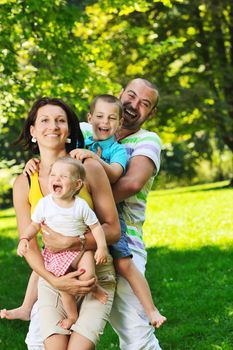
[112,155,156,203]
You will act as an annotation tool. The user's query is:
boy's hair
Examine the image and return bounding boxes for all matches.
[89,94,123,118]
[53,157,86,181]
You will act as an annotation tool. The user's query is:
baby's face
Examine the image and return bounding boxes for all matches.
[48,162,80,200]
[88,100,121,141]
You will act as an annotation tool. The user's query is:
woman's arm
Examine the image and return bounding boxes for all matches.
[85,158,120,244]
[13,174,96,296]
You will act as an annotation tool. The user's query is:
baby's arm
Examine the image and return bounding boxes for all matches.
[17,221,40,257]
[70,148,123,184]
[89,222,108,265]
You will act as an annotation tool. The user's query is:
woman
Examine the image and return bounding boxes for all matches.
[12,97,120,350]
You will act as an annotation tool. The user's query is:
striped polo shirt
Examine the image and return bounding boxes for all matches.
[80,122,162,259]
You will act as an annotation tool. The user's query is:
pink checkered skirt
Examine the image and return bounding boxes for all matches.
[43,247,80,277]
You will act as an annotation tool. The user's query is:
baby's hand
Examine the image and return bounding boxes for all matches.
[94,247,108,265]
[17,238,29,257]
[23,158,40,176]
[70,149,98,161]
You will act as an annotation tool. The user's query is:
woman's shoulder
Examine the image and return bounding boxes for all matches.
[13,173,29,190]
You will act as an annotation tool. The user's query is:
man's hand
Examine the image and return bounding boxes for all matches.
[52,269,97,296]
[41,223,82,252]
[23,158,40,176]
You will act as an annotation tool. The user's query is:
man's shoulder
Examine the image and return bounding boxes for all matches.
[122,128,162,147]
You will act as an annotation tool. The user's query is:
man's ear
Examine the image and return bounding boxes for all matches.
[118,88,124,99]
[148,106,157,120]
[87,113,92,124]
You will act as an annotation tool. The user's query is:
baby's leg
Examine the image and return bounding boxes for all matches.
[114,257,167,328]
[0,271,38,321]
[59,291,78,330]
[74,251,108,304]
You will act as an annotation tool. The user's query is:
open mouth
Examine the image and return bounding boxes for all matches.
[124,107,138,119]
[53,184,63,193]
[98,127,110,134]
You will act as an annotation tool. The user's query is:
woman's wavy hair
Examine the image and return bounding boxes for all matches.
[16,97,84,154]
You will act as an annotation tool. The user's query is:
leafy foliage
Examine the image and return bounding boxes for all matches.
[0,0,232,181]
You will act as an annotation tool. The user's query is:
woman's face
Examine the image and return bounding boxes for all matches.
[30,104,69,150]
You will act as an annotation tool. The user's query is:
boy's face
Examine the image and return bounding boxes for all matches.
[88,100,121,141]
[48,162,82,200]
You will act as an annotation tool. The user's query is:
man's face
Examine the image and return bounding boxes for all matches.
[119,79,158,131]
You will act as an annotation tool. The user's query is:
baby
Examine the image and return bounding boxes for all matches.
[17,157,108,329]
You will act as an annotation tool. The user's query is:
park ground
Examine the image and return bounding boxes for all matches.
[0,181,232,349]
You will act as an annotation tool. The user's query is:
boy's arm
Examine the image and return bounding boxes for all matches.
[70,148,123,183]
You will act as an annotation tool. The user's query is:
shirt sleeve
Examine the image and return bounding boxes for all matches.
[110,142,128,171]
[130,131,162,175]
[78,198,99,226]
[31,198,44,224]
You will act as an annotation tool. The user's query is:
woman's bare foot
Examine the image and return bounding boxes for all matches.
[149,309,167,328]
[0,306,31,321]
[92,285,108,304]
[59,317,76,330]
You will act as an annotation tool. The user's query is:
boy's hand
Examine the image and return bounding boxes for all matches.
[17,239,29,257]
[23,158,40,176]
[70,149,98,162]
[94,247,108,265]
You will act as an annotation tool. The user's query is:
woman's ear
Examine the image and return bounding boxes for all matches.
[30,125,35,137]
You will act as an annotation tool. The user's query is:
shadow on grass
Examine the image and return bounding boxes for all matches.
[1,235,233,350]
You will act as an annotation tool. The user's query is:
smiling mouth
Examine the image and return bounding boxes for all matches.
[124,107,138,119]
[98,127,109,132]
[53,184,62,192]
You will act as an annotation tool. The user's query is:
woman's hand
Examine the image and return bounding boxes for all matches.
[41,223,82,252]
[52,269,97,296]
[23,158,40,176]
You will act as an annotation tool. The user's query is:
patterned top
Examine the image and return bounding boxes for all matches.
[80,122,162,259]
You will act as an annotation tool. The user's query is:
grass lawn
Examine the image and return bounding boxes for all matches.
[0,181,232,349]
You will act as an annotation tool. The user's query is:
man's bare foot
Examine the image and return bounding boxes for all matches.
[92,285,108,304]
[149,309,167,328]
[0,307,31,321]
[59,317,76,330]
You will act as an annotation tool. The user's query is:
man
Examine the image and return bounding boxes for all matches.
[109,78,162,350]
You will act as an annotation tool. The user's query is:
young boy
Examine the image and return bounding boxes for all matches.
[17,157,108,330]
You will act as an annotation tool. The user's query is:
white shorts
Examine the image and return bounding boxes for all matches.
[25,302,44,350]
[109,252,162,350]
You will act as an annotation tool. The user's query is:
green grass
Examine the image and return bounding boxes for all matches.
[0,182,232,349]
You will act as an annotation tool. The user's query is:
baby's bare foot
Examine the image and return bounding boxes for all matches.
[92,285,108,304]
[59,317,76,330]
[0,307,31,321]
[149,309,167,329]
